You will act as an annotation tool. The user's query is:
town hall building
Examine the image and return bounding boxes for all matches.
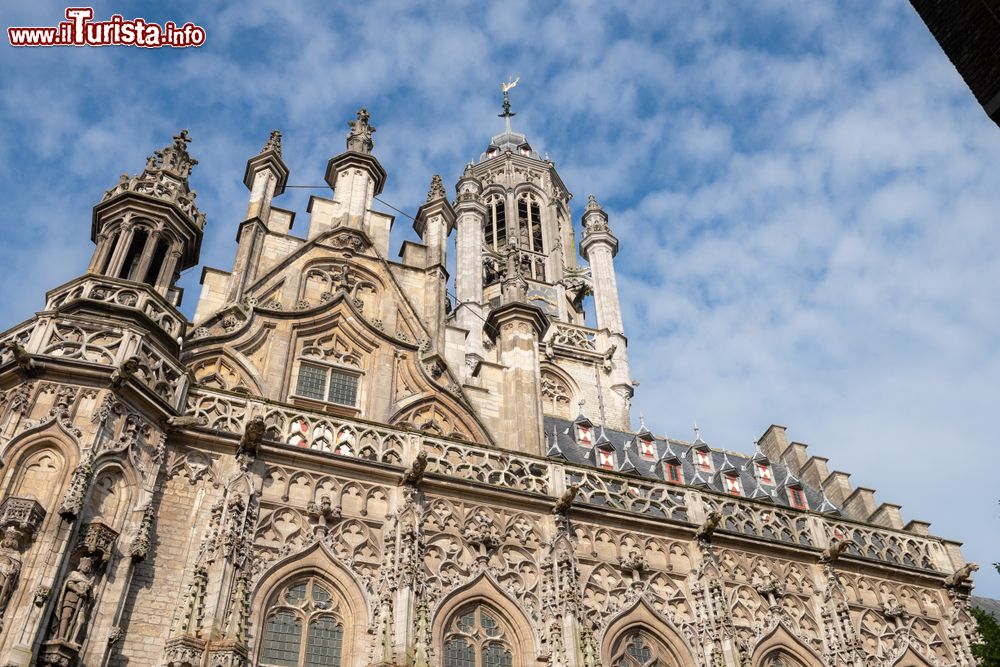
[0,95,983,667]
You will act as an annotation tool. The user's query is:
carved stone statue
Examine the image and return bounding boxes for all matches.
[53,556,96,643]
[552,485,579,515]
[696,510,722,542]
[401,451,428,486]
[346,108,376,154]
[945,562,979,588]
[820,538,857,564]
[0,527,23,622]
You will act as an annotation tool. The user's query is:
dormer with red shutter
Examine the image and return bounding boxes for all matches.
[594,428,617,470]
[574,411,595,447]
[746,446,774,486]
[691,425,713,472]
[634,416,657,460]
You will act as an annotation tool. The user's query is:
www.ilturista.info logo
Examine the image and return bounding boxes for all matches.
[8,7,206,48]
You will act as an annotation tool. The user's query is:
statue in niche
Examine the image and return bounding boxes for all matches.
[0,527,23,622]
[53,556,96,643]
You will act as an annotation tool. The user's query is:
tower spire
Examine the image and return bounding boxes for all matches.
[499,76,519,134]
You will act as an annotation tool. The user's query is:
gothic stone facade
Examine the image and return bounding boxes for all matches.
[0,111,982,667]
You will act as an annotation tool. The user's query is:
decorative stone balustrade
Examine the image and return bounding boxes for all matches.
[182,386,952,575]
[44,275,185,338]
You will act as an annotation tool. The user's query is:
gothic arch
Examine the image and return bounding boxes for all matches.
[251,541,370,667]
[389,395,489,444]
[431,573,539,667]
[1,430,78,511]
[187,350,264,395]
[751,624,825,667]
[80,463,133,528]
[539,363,577,419]
[889,646,935,667]
[601,598,698,667]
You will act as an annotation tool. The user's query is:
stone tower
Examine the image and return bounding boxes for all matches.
[0,102,983,667]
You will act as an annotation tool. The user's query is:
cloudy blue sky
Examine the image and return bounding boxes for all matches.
[2,1,998,595]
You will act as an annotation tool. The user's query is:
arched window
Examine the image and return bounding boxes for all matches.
[609,630,679,667]
[443,603,515,667]
[517,193,543,253]
[760,650,807,667]
[484,195,506,250]
[259,576,345,667]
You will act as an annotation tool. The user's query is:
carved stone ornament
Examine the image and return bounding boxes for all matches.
[0,496,46,538]
[346,107,376,153]
[0,527,23,629]
[164,635,207,667]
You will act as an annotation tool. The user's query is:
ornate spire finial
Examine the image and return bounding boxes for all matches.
[639,413,647,430]
[586,194,601,210]
[463,161,474,176]
[426,174,446,201]
[101,130,201,223]
[499,76,519,133]
[693,422,701,441]
[262,130,282,157]
[346,107,376,154]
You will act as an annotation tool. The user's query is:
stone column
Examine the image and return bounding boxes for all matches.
[485,302,550,455]
[454,166,486,362]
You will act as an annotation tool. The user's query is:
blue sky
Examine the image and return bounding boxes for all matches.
[2,1,998,595]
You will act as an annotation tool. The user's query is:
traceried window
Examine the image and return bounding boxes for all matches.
[259,577,344,667]
[610,630,677,666]
[762,650,807,667]
[516,193,544,253]
[484,194,507,250]
[295,363,359,407]
[443,603,515,667]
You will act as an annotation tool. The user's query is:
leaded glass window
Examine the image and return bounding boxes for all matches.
[295,363,359,407]
[610,630,674,667]
[259,577,344,667]
[443,603,515,667]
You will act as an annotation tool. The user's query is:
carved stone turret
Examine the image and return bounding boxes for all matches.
[90,131,204,306]
[318,108,388,245]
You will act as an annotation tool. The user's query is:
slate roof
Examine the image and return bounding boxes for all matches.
[544,415,841,516]
[974,596,1000,622]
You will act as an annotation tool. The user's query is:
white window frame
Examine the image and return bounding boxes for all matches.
[292,358,362,410]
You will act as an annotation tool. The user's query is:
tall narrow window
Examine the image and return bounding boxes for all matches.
[118,229,148,280]
[144,237,169,284]
[443,604,515,667]
[99,231,119,274]
[516,194,544,254]
[484,195,506,250]
[259,577,344,667]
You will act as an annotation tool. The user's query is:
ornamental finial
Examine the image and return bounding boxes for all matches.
[346,107,376,153]
[426,174,446,201]
[499,76,519,133]
[262,130,282,157]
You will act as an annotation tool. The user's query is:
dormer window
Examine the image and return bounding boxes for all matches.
[597,449,615,470]
[664,461,682,484]
[756,463,774,485]
[295,362,360,408]
[723,473,742,496]
[787,485,807,509]
[638,436,656,459]
[695,449,712,471]
[576,424,593,447]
